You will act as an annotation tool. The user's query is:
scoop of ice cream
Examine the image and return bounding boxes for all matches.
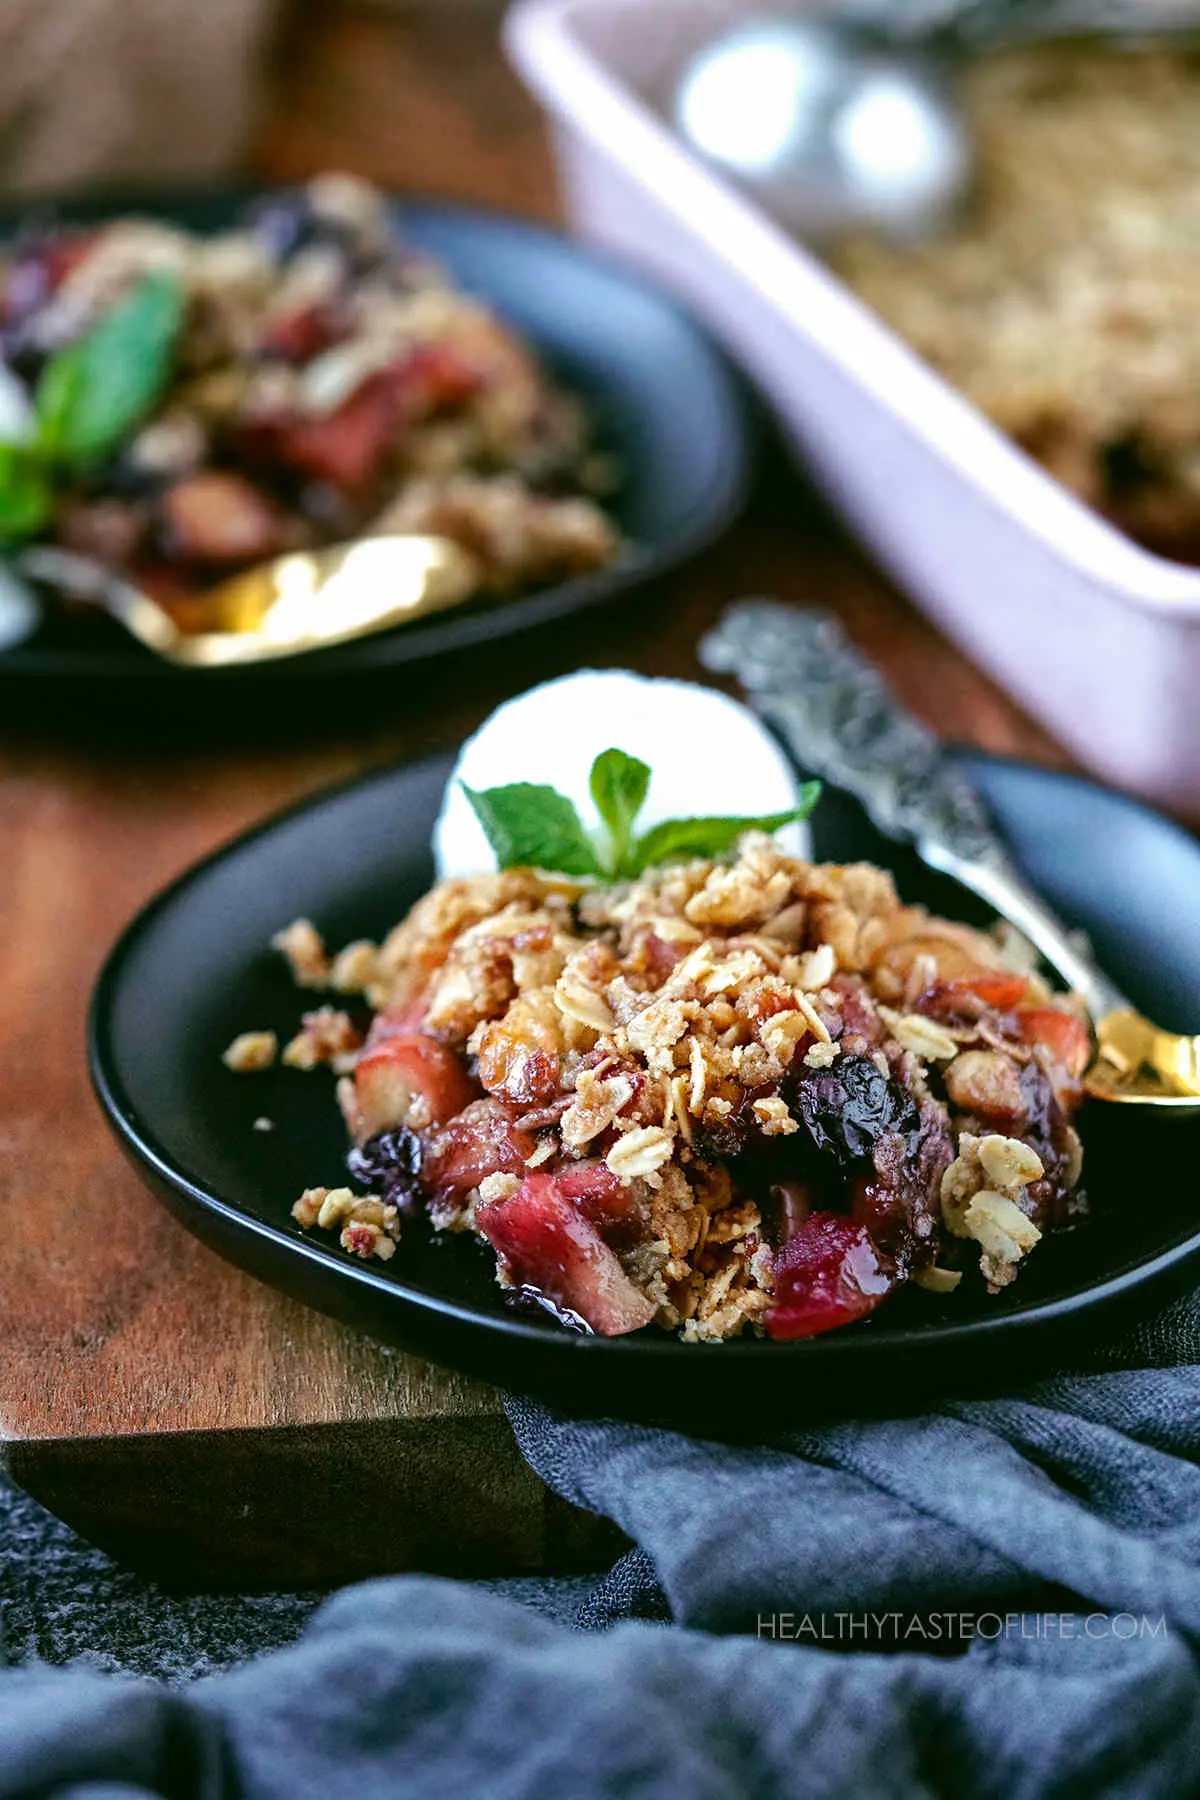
[434,669,810,879]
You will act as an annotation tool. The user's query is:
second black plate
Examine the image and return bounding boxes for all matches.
[0,190,750,708]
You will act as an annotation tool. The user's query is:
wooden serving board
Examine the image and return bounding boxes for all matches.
[0,516,1067,1589]
[0,2,1073,1591]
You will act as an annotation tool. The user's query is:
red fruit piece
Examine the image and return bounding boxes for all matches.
[1016,1008,1091,1081]
[273,373,398,489]
[260,302,344,362]
[557,1161,639,1234]
[352,1033,476,1141]
[767,1211,892,1341]
[364,999,429,1048]
[956,969,1030,1010]
[423,1099,535,1207]
[394,342,482,417]
[477,1174,656,1336]
[160,473,286,566]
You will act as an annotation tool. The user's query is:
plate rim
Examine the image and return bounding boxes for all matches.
[0,184,755,685]
[87,745,1200,1376]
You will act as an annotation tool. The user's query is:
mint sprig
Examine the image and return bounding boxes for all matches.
[0,270,185,544]
[589,746,650,876]
[464,746,821,880]
[461,781,603,878]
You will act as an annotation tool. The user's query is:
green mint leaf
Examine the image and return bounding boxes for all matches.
[0,442,54,542]
[632,782,822,871]
[462,782,602,878]
[35,270,184,466]
[589,747,650,876]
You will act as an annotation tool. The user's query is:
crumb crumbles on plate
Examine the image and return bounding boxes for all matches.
[231,836,1090,1343]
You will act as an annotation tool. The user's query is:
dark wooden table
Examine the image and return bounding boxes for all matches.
[0,1,1071,1589]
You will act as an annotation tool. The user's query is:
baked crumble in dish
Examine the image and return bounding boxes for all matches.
[0,175,617,623]
[834,39,1200,560]
[241,838,1090,1344]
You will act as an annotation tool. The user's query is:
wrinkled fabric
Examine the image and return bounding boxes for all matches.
[3,1307,1200,1795]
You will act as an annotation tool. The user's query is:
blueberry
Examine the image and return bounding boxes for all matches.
[347,1127,424,1215]
[790,1053,921,1166]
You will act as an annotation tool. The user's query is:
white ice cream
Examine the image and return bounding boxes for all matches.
[434,669,810,879]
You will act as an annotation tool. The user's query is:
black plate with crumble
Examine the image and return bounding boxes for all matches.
[0,188,750,716]
[89,750,1200,1421]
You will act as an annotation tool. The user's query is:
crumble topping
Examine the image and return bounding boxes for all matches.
[291,1185,398,1262]
[271,918,330,990]
[835,38,1200,558]
[222,1030,277,1072]
[246,835,1089,1341]
[281,1006,363,1071]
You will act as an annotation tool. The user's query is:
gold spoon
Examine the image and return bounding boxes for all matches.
[18,535,481,667]
[922,847,1200,1111]
[703,601,1200,1117]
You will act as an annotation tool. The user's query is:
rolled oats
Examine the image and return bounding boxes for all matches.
[606,1126,674,1181]
[561,1069,635,1149]
[883,1011,960,1064]
[554,968,615,1034]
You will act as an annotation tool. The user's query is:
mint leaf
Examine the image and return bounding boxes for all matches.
[633,783,822,870]
[0,443,53,542]
[589,747,649,876]
[462,782,601,878]
[36,271,184,467]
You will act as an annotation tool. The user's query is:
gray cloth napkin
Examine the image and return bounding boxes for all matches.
[3,1292,1200,1797]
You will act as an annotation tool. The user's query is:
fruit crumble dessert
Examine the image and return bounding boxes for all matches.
[834,38,1200,559]
[0,175,617,622]
[232,739,1089,1343]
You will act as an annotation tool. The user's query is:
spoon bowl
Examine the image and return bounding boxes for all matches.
[18,535,481,668]
[673,16,972,242]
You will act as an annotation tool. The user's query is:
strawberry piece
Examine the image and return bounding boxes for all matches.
[956,969,1030,1010]
[1016,1007,1092,1080]
[352,1033,476,1141]
[477,1174,656,1336]
[272,373,398,489]
[394,342,482,417]
[767,1211,892,1340]
[423,1099,535,1207]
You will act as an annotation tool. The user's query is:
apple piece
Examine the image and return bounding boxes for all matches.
[423,1099,535,1207]
[351,1033,475,1141]
[477,1173,656,1335]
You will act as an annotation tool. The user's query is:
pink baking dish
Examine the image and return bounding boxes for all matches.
[506,0,1200,817]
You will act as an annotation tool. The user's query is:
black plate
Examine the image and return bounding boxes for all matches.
[0,188,750,705]
[90,751,1200,1422]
